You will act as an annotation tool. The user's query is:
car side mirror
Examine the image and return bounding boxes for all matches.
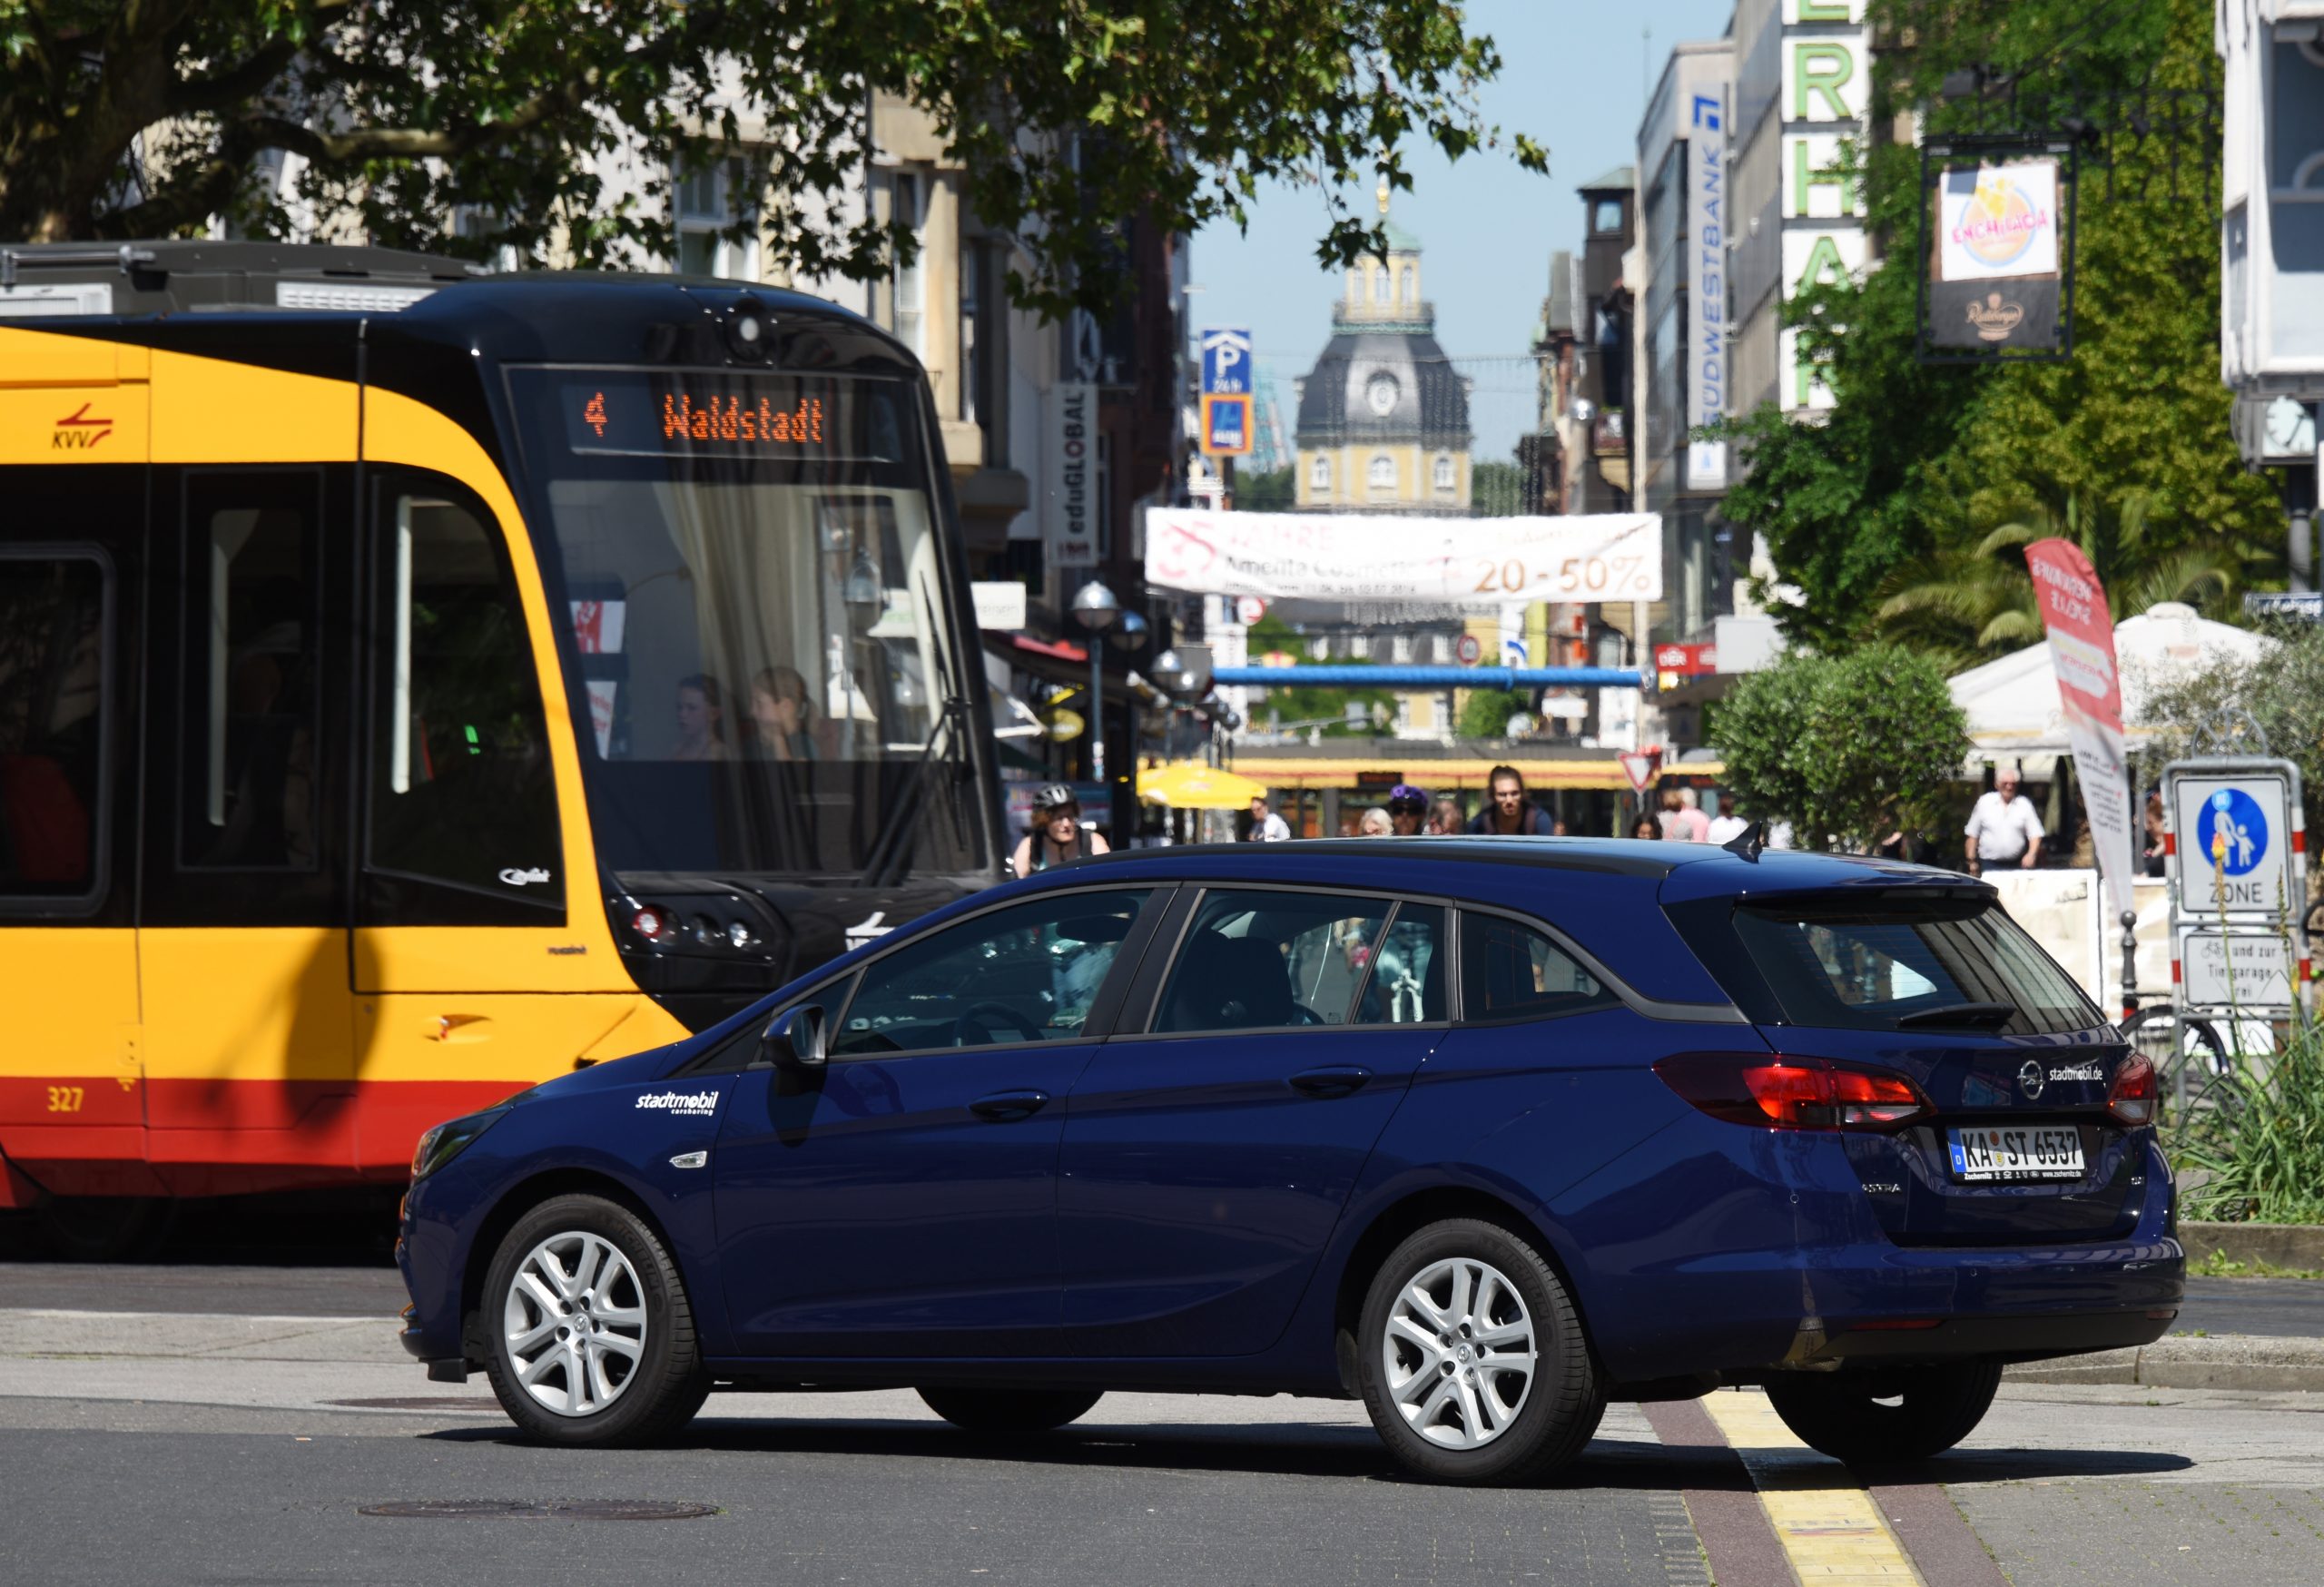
[757,1004,828,1070]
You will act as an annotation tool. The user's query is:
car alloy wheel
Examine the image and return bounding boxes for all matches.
[502,1229,650,1417]
[1381,1256,1537,1449]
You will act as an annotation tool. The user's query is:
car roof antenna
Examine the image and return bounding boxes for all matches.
[1722,821,1766,862]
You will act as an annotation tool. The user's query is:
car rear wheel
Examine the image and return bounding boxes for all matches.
[1762,1359,2003,1464]
[916,1386,1103,1435]
[480,1193,708,1445]
[1355,1217,1604,1485]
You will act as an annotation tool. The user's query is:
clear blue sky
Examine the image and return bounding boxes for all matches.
[1192,0,1737,468]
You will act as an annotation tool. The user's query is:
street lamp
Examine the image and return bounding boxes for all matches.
[1071,579,1120,784]
[1109,609,1149,655]
[1149,647,1192,695]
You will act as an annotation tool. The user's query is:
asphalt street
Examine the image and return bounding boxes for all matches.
[0,1262,2319,1586]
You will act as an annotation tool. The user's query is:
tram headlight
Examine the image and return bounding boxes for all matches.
[724,294,770,361]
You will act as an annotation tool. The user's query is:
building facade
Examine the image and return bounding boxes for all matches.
[1291,199,1473,516]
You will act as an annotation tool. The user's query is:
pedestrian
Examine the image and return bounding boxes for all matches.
[1427,795,1464,835]
[1357,805,1393,837]
[1963,767,2043,876]
[1675,786,1711,843]
[1247,794,1291,843]
[1384,784,1429,836]
[1011,784,1110,878]
[1657,787,1692,841]
[1705,792,1748,845]
[2142,793,2168,878]
[1464,765,1554,835]
[1630,814,1661,840]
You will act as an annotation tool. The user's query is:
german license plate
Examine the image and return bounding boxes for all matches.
[1946,1126,2084,1182]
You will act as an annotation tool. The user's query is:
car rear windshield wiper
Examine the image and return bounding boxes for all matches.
[1894,1001,2018,1030]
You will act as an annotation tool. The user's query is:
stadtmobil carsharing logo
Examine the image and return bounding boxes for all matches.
[635,1089,719,1118]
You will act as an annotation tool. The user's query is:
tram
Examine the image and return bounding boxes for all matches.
[0,243,1003,1247]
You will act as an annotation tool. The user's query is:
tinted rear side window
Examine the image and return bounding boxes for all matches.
[1730,903,2102,1036]
[1459,912,1620,1023]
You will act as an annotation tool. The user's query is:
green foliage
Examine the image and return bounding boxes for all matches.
[1246,612,1393,735]
[1712,645,1971,850]
[0,2,1547,317]
[1877,488,2270,673]
[1454,685,1521,739]
[2136,620,2324,843]
[1470,459,1526,518]
[2171,1020,2324,1225]
[1717,0,2280,652]
[1236,466,1296,512]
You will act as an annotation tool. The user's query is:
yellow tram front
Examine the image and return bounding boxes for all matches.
[0,244,1001,1247]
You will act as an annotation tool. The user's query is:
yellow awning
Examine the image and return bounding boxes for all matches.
[1137,762,1271,809]
[1221,758,1722,792]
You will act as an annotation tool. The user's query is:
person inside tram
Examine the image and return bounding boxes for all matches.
[671,673,733,761]
[746,665,816,762]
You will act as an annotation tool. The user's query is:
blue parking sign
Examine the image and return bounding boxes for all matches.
[1201,328,1252,396]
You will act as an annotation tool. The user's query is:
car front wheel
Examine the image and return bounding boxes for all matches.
[1762,1359,2003,1464]
[480,1193,708,1445]
[1355,1217,1604,1485]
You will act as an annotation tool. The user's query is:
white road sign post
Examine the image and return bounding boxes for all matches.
[2162,755,2309,1085]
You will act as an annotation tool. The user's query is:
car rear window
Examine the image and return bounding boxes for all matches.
[1728,901,2103,1037]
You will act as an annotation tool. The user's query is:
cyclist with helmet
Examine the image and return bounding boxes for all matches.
[1011,784,1110,878]
[1384,784,1429,837]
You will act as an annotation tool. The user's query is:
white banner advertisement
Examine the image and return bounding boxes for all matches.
[1145,509,1663,607]
[1938,159,2060,283]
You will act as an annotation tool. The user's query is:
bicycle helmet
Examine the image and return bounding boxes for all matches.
[1032,783,1078,811]
[1385,783,1429,814]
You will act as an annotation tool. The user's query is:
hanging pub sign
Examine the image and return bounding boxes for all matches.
[1917,143,2077,363]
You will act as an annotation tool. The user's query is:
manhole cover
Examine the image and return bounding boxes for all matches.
[361,1500,537,1519]
[548,1501,718,1522]
[327,1397,501,1413]
[359,1499,716,1522]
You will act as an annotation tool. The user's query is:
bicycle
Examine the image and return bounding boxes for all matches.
[2116,1001,2240,1132]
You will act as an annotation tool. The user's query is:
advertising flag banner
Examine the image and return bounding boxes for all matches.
[2024,537,2134,924]
[1146,509,1662,608]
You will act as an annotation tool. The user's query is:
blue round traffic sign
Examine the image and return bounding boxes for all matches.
[2200,787,2270,877]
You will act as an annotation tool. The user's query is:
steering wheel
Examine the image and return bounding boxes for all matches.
[1287,1003,1326,1027]
[953,1000,1046,1047]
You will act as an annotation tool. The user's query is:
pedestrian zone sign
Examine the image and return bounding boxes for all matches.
[1619,752,1658,794]
[2167,761,2300,919]
[1200,394,1252,457]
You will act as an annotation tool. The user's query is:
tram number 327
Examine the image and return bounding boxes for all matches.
[44,1086,84,1113]
[1472,556,1649,598]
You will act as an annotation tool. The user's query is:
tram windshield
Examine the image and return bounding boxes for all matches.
[507,367,984,880]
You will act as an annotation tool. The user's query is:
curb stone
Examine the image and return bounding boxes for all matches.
[2007,1333,2324,1392]
[2180,1220,2324,1272]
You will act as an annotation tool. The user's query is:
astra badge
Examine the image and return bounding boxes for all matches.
[635,1089,719,1118]
[1966,291,2025,342]
[2016,1060,2046,1100]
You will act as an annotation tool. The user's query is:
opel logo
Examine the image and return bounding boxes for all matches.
[2017,1060,2046,1100]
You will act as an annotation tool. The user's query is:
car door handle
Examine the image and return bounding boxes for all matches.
[969,1089,1051,1121]
[1288,1066,1373,1099]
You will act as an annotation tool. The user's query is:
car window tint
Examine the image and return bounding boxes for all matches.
[1153,890,1392,1032]
[1353,904,1447,1024]
[828,889,1150,1057]
[1730,902,2102,1036]
[1460,913,1617,1022]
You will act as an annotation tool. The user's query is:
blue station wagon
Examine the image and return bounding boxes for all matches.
[395,837,2181,1484]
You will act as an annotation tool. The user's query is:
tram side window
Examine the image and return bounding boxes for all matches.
[182,477,320,872]
[365,477,563,920]
[0,557,107,903]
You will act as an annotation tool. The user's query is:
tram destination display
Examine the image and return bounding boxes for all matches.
[534,370,899,461]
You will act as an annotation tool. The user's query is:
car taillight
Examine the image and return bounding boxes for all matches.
[2107,1054,2158,1127]
[1653,1053,1933,1132]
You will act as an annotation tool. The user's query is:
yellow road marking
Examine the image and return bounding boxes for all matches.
[1699,1389,1926,1585]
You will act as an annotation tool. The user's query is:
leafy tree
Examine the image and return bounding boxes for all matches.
[2136,620,2324,845]
[1876,487,2270,672]
[1455,685,1521,739]
[1717,0,2279,651]
[1712,646,1971,851]
[1470,458,1526,517]
[1,2,1546,315]
[1246,612,1393,736]
[1236,465,1296,512]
